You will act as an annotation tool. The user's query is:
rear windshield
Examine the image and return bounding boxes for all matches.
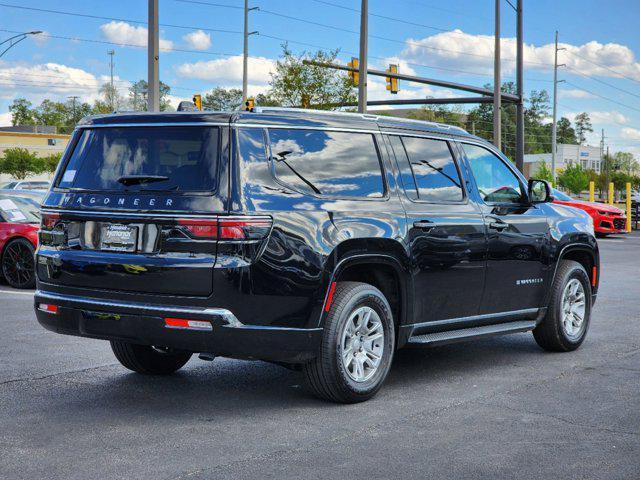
[58,126,220,192]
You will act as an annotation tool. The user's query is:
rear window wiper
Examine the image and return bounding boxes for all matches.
[117,175,169,186]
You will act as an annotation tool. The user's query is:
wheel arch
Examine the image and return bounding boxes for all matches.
[548,243,599,303]
[318,252,412,346]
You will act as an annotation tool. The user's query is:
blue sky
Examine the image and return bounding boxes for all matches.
[1,0,639,156]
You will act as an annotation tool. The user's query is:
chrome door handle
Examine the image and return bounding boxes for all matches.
[413,221,435,232]
[489,221,509,231]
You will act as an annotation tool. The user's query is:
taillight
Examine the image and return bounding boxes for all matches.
[177,216,272,240]
[41,212,61,230]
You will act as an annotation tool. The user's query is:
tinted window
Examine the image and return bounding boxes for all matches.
[268,129,384,198]
[58,127,220,192]
[0,194,41,223]
[463,144,523,203]
[398,136,463,202]
[388,135,418,200]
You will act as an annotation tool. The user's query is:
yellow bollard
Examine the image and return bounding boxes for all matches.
[627,182,632,232]
[608,182,614,205]
[589,181,595,203]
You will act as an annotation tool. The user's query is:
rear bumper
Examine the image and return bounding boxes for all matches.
[34,290,322,363]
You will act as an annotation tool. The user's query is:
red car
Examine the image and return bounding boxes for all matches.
[552,188,627,236]
[0,190,42,288]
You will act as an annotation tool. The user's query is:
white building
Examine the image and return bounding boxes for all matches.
[524,144,602,178]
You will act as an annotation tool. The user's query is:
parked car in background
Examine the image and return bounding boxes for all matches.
[552,188,627,236]
[0,190,43,288]
[0,180,51,191]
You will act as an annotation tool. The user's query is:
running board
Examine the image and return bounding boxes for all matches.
[407,320,537,347]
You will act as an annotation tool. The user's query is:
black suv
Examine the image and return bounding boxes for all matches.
[35,108,599,403]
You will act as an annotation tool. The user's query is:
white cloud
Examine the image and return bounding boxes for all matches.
[177,55,275,85]
[565,110,629,125]
[100,21,174,52]
[400,30,640,80]
[0,111,12,126]
[559,88,593,99]
[621,127,640,141]
[183,30,211,51]
[31,31,50,47]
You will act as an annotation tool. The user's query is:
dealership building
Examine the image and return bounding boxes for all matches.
[524,143,602,178]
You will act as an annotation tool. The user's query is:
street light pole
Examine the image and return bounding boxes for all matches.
[493,0,501,150]
[0,31,42,58]
[357,0,368,113]
[147,0,160,112]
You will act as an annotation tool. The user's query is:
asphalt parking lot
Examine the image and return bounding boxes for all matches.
[1,233,639,480]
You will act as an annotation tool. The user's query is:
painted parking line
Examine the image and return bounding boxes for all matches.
[0,288,35,296]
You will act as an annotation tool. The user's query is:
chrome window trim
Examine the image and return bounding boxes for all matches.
[76,122,229,129]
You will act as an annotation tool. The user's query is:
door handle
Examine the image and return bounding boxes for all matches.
[413,221,435,232]
[489,221,509,231]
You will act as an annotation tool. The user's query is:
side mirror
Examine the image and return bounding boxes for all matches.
[528,179,554,203]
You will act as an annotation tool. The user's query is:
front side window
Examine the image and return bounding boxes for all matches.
[268,129,384,198]
[397,136,463,202]
[58,126,220,192]
[463,144,523,203]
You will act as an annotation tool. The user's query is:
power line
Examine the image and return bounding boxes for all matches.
[563,65,640,101]
[563,81,640,114]
[563,50,640,86]
[0,29,238,57]
[0,3,242,35]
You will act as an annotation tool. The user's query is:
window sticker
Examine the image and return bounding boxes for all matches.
[8,210,26,221]
[62,169,76,183]
[0,199,18,211]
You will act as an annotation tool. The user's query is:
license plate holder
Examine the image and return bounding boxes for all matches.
[100,224,138,252]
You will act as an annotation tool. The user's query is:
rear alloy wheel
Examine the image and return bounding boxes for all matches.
[110,341,192,375]
[1,238,35,289]
[303,281,395,403]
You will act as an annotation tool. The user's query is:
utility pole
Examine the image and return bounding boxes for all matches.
[493,0,501,149]
[551,31,565,183]
[357,0,368,113]
[147,0,160,112]
[108,50,115,111]
[515,0,524,172]
[241,1,258,104]
[68,95,79,124]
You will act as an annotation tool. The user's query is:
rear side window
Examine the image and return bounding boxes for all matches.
[393,136,463,202]
[58,126,220,192]
[268,129,384,198]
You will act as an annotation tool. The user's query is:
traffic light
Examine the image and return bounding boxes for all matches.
[347,57,359,87]
[192,94,202,110]
[386,64,399,94]
[245,97,255,111]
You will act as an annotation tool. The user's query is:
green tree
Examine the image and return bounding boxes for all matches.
[557,163,589,195]
[93,83,126,114]
[266,44,356,109]
[574,112,593,144]
[42,152,63,173]
[128,80,173,111]
[613,151,638,175]
[8,98,36,126]
[0,148,45,180]
[202,87,243,111]
[556,117,578,144]
[534,161,554,183]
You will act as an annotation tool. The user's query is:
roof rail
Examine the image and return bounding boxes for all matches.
[252,106,468,134]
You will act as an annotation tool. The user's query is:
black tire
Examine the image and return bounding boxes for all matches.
[533,260,592,352]
[1,238,35,289]
[110,341,192,375]
[303,281,395,403]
